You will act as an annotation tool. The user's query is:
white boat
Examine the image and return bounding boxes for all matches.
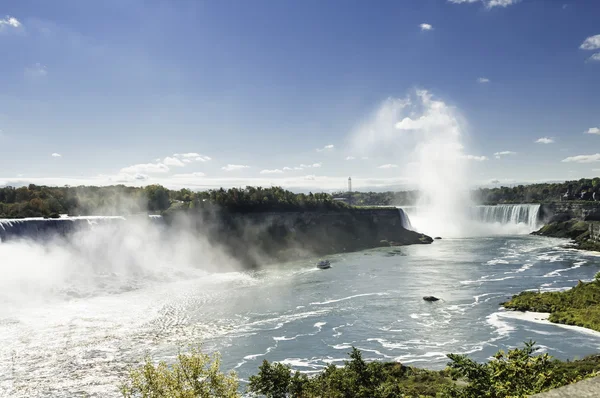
[317,260,331,269]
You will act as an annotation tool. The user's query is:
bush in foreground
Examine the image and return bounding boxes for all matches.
[120,347,240,398]
[121,343,600,398]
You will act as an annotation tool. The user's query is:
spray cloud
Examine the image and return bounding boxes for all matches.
[350,90,473,237]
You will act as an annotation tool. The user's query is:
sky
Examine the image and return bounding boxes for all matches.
[0,0,599,192]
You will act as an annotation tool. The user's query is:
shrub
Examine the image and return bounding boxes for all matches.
[120,347,240,398]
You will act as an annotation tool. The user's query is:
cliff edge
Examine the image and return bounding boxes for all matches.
[163,207,432,268]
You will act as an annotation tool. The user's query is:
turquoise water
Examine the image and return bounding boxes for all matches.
[2,235,600,397]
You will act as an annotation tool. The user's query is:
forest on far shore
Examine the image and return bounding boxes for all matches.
[1,177,599,219]
[333,177,600,206]
[0,185,351,219]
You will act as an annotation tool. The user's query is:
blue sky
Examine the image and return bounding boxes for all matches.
[0,0,599,191]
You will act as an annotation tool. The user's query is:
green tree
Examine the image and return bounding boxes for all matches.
[120,347,240,398]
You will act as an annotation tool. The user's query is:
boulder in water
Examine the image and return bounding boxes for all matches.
[423,296,440,302]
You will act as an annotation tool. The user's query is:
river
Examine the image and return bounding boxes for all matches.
[2,208,600,397]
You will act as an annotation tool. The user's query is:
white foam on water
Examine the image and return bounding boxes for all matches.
[314,322,327,329]
[367,338,409,350]
[331,343,353,350]
[544,263,582,278]
[309,292,388,306]
[279,358,323,369]
[495,311,600,338]
[461,276,516,285]
[487,259,510,265]
[486,311,517,337]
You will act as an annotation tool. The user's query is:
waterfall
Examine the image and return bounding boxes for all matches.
[399,204,542,237]
[470,204,541,232]
[0,215,163,242]
[397,208,413,230]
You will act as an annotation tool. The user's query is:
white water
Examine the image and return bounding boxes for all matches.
[397,208,413,230]
[351,90,476,238]
[471,204,541,232]
[401,204,542,237]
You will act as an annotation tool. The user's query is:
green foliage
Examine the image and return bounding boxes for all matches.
[248,346,454,398]
[331,191,419,206]
[444,341,579,397]
[0,184,352,219]
[119,343,600,398]
[247,343,600,398]
[120,347,240,398]
[474,178,600,204]
[503,278,600,331]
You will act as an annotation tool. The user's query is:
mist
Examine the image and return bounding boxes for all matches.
[349,90,475,237]
[0,213,249,314]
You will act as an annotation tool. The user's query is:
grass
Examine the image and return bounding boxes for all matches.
[502,276,600,332]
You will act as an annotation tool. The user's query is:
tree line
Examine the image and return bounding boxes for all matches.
[0,184,351,218]
[2,177,600,218]
[331,177,600,206]
[120,341,600,397]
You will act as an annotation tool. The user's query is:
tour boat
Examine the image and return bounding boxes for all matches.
[317,260,331,269]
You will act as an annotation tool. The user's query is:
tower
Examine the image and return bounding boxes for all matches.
[348,177,352,205]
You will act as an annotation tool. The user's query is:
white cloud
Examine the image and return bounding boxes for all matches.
[51,153,61,158]
[222,164,250,172]
[172,172,206,178]
[580,34,600,50]
[486,0,520,7]
[494,151,516,159]
[120,163,169,174]
[585,127,600,135]
[173,153,212,162]
[299,163,321,168]
[304,175,316,180]
[260,169,284,174]
[589,53,600,62]
[536,137,554,144]
[345,156,356,160]
[477,77,490,83]
[562,154,600,163]
[420,23,433,31]
[0,15,21,30]
[25,63,48,79]
[283,167,292,171]
[102,173,149,183]
[378,164,398,169]
[183,159,191,163]
[462,154,488,161]
[163,156,185,167]
[316,144,335,152]
[448,0,520,8]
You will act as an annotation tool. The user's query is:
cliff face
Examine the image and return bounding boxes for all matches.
[535,203,600,251]
[539,202,600,223]
[164,208,432,268]
[1,209,431,269]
